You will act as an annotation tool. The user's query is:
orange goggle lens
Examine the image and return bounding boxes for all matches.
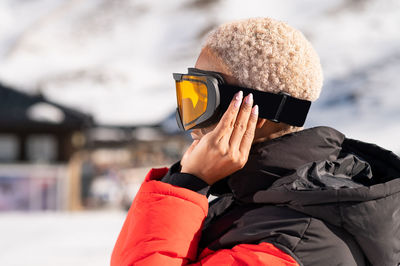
[176,75,208,129]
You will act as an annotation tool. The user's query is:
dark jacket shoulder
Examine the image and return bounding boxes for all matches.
[203,127,400,266]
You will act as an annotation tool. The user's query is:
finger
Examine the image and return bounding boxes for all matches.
[239,104,258,154]
[185,140,199,155]
[229,93,254,149]
[212,91,243,141]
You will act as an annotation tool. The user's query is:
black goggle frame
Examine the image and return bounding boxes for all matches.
[173,68,312,131]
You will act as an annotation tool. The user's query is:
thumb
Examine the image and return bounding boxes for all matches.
[181,140,199,164]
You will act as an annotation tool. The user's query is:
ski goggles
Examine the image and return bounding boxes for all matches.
[173,68,311,131]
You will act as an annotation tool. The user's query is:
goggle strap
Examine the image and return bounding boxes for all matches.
[219,84,311,127]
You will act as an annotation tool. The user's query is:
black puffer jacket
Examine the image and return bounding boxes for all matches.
[200,126,400,266]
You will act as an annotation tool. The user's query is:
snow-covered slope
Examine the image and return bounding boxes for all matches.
[0,0,399,152]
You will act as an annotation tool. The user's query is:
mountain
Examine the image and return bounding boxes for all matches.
[0,0,399,152]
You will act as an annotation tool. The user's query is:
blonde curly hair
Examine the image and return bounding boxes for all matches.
[204,18,323,101]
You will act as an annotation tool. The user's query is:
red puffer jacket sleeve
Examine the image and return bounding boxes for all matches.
[111,167,299,266]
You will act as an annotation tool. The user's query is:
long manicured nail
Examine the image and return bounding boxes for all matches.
[245,93,253,105]
[252,105,259,115]
[234,91,243,108]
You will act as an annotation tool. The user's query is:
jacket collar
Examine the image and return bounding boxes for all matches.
[210,126,345,201]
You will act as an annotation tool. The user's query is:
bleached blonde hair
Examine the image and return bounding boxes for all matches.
[204,18,323,101]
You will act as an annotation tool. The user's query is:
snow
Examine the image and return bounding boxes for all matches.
[27,103,66,124]
[0,0,399,151]
[0,0,205,125]
[0,210,126,266]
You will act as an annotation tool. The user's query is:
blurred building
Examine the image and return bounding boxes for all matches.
[0,82,189,211]
[0,83,93,163]
[0,82,93,211]
[80,118,190,210]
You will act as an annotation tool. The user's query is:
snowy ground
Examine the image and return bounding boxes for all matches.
[0,210,126,266]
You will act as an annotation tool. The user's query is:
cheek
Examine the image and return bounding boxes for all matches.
[200,128,209,136]
[200,124,217,135]
[191,124,217,140]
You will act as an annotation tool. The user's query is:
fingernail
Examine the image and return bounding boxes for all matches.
[252,105,259,115]
[234,91,243,108]
[245,93,253,105]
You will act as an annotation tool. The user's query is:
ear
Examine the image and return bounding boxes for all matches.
[256,118,266,129]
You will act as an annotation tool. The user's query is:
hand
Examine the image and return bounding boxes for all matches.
[181,91,259,185]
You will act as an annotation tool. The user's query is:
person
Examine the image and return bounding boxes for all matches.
[111,18,400,266]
